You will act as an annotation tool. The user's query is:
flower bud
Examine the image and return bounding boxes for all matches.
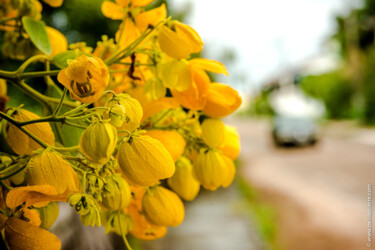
[38,202,59,229]
[218,125,241,160]
[142,186,184,227]
[201,118,225,148]
[46,26,67,57]
[57,54,109,103]
[107,104,126,127]
[102,211,133,236]
[26,150,79,194]
[193,149,229,191]
[6,109,55,155]
[145,130,186,162]
[79,120,117,165]
[106,94,143,132]
[117,135,175,186]
[102,175,131,210]
[158,20,203,59]
[167,157,200,201]
[203,83,242,118]
[221,155,236,188]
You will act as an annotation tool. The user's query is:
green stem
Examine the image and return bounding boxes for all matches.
[0,112,48,148]
[0,180,12,191]
[52,88,67,117]
[64,121,88,129]
[18,55,49,73]
[52,145,80,152]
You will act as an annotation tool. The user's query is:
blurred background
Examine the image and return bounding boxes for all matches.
[21,0,375,249]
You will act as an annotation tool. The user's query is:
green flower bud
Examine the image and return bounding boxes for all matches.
[102,211,133,236]
[68,193,101,227]
[38,202,60,229]
[105,104,126,127]
[79,120,117,165]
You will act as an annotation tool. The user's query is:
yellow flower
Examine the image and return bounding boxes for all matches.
[145,130,186,162]
[221,155,236,188]
[6,109,55,155]
[117,135,175,186]
[160,59,192,91]
[26,150,79,194]
[102,175,131,210]
[203,83,242,118]
[106,94,143,132]
[57,54,109,103]
[45,26,67,57]
[41,0,63,7]
[101,1,166,48]
[158,20,203,59]
[201,118,225,148]
[4,217,61,250]
[142,186,184,227]
[171,66,210,110]
[167,156,200,201]
[218,125,241,160]
[193,149,229,191]
[79,120,117,165]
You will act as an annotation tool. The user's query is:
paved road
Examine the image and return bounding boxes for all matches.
[228,118,375,250]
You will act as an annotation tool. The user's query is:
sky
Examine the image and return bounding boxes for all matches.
[168,0,363,95]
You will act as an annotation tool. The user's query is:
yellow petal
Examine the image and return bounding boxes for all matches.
[161,59,192,91]
[174,21,203,53]
[46,26,67,57]
[189,58,229,75]
[101,1,125,20]
[42,0,63,7]
[171,67,210,110]
[115,0,130,6]
[134,3,166,30]
[221,155,236,188]
[116,19,141,49]
[5,217,61,250]
[6,185,63,209]
[158,24,191,59]
[132,0,154,7]
[23,208,41,227]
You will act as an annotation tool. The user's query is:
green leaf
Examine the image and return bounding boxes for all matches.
[51,50,92,69]
[51,50,76,69]
[22,17,51,55]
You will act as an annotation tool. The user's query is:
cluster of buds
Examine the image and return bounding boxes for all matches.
[0,0,242,249]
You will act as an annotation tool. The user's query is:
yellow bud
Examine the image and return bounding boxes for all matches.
[79,120,117,165]
[118,135,175,186]
[26,150,79,194]
[203,83,242,118]
[102,175,131,210]
[107,94,143,132]
[193,149,228,191]
[108,104,126,127]
[102,211,133,236]
[222,155,236,188]
[161,59,192,92]
[142,186,184,227]
[167,156,200,201]
[38,202,59,229]
[158,21,203,59]
[145,130,186,162]
[6,109,55,155]
[218,125,241,160]
[45,26,67,57]
[201,118,225,148]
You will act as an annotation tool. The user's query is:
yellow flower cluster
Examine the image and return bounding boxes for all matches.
[0,0,242,248]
